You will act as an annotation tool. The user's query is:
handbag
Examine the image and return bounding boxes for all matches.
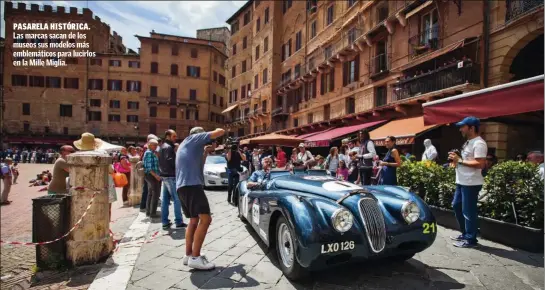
[113,172,128,187]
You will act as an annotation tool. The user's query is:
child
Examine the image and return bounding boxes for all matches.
[336,160,349,181]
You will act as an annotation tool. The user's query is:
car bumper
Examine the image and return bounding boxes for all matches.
[204,175,228,187]
[297,221,437,271]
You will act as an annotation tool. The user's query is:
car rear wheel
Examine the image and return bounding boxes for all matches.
[275,216,307,280]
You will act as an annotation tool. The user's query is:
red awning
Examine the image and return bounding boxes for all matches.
[297,128,334,139]
[304,120,387,147]
[423,75,544,125]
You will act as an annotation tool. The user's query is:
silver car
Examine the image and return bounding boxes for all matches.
[203,155,248,187]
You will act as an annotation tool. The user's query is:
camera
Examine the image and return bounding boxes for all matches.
[448,149,460,161]
[226,137,240,151]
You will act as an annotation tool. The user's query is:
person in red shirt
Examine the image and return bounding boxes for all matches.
[275,146,287,169]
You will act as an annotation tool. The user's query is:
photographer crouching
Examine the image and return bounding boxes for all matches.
[225,139,246,204]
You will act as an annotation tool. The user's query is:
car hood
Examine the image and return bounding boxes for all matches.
[203,163,227,173]
[272,175,365,200]
[272,175,413,202]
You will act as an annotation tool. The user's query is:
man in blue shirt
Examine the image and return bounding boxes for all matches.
[247,157,273,189]
[176,127,225,270]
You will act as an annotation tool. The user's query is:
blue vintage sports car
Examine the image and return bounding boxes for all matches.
[235,170,437,280]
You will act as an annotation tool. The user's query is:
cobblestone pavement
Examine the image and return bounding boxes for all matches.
[125,189,544,290]
[1,163,139,290]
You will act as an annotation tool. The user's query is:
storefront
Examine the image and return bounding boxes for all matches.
[423,75,544,159]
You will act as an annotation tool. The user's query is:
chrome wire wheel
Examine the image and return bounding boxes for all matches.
[278,223,294,269]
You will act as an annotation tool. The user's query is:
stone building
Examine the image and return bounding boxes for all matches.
[2,2,228,145]
[225,0,543,160]
[197,27,231,55]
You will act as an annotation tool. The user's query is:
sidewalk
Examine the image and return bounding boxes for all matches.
[110,189,544,290]
[0,163,140,290]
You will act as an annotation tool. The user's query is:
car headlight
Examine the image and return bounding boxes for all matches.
[331,208,354,233]
[205,171,219,176]
[401,201,420,224]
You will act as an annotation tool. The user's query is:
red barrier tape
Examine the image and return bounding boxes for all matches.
[1,186,108,246]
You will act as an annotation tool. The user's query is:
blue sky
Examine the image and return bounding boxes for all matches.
[2,0,247,51]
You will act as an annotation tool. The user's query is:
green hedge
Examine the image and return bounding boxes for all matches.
[398,160,544,229]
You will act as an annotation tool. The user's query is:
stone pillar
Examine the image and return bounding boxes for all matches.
[128,156,143,206]
[66,151,113,266]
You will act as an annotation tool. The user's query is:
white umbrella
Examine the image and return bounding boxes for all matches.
[98,140,124,153]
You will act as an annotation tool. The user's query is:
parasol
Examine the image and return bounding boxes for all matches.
[242,133,304,147]
[97,140,124,153]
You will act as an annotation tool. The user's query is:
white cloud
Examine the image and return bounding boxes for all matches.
[2,0,249,51]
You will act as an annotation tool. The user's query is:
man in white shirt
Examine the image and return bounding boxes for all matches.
[448,117,487,248]
[422,139,438,161]
[297,143,315,168]
[357,130,377,185]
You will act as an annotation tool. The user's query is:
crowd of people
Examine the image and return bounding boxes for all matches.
[0,147,60,164]
[0,115,543,267]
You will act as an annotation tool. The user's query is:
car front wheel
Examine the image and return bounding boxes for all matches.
[275,216,307,280]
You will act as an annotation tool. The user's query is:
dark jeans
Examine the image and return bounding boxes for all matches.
[359,167,373,186]
[452,184,481,244]
[140,179,148,210]
[144,174,161,216]
[227,169,240,202]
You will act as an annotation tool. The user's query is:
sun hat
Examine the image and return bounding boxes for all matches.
[298,143,305,148]
[73,133,103,151]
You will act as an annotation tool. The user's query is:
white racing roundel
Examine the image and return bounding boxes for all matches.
[322,181,362,191]
[301,176,334,181]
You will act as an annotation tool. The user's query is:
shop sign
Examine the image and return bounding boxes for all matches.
[374,137,415,147]
[305,140,330,148]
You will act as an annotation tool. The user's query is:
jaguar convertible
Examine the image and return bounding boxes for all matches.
[235,170,437,280]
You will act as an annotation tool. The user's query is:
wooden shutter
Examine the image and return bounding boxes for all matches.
[354,55,360,82]
[329,68,335,92]
[320,73,325,95]
[342,62,348,86]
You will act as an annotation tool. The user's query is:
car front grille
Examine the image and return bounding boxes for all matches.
[220,172,228,178]
[358,197,386,253]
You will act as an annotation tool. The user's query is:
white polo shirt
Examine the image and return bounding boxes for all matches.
[456,136,488,186]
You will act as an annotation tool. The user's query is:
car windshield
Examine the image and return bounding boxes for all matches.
[206,155,226,164]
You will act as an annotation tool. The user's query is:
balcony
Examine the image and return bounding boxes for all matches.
[278,29,363,94]
[409,24,440,59]
[369,53,391,79]
[391,61,480,102]
[506,0,544,23]
[272,104,290,118]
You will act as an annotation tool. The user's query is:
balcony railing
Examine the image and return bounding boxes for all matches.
[369,53,391,77]
[409,24,440,59]
[392,62,480,102]
[505,0,544,23]
[272,104,289,117]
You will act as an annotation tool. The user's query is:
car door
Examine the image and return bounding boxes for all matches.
[240,183,271,243]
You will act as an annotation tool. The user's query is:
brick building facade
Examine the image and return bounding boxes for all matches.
[224,0,543,158]
[2,2,229,145]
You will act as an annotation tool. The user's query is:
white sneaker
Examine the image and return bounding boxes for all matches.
[182,255,190,265]
[188,255,215,270]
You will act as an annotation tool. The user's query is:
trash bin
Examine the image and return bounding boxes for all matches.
[32,194,71,269]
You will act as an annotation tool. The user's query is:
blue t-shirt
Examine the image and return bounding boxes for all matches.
[176,132,211,189]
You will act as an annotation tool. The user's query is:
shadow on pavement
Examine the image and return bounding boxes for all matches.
[475,244,544,267]
[189,264,260,289]
[29,263,103,289]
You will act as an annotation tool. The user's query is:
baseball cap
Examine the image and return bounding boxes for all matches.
[456,116,480,128]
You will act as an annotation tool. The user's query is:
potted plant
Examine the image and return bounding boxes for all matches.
[398,160,544,252]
